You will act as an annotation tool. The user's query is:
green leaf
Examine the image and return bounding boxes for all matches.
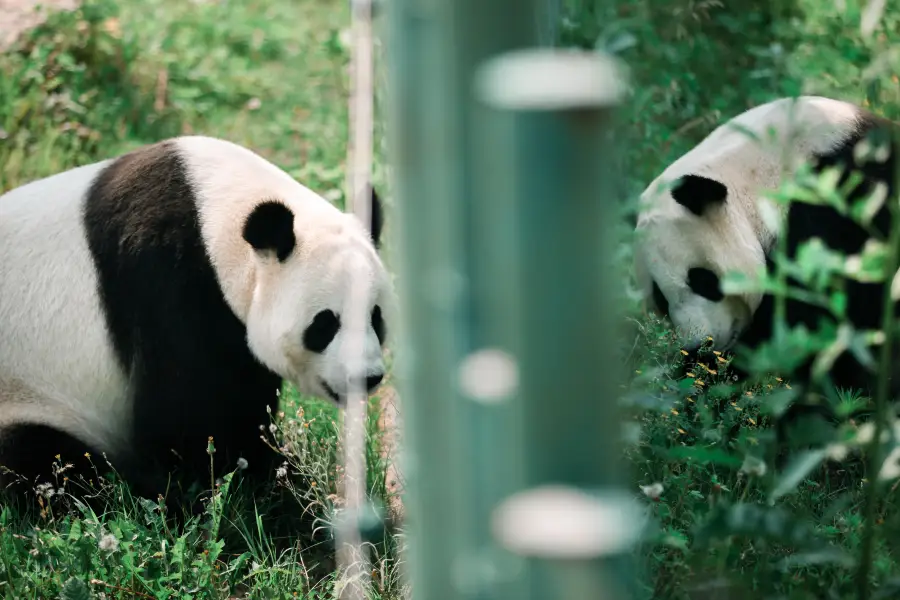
[67,519,82,542]
[694,502,816,548]
[769,449,828,503]
[660,529,689,551]
[59,577,93,600]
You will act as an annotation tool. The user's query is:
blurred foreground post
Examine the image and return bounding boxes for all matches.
[474,49,636,599]
[387,0,637,597]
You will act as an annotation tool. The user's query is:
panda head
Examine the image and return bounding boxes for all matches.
[634,173,765,353]
[239,187,389,404]
[633,96,869,354]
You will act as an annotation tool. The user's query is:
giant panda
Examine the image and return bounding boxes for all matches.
[634,95,898,395]
[0,136,390,504]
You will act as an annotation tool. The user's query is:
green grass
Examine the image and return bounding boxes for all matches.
[3,0,900,598]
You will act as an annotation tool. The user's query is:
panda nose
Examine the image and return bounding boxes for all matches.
[366,373,384,392]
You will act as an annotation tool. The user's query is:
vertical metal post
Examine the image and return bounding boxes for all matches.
[474,49,637,599]
[386,0,539,598]
[535,0,562,46]
[385,0,469,597]
[478,50,637,600]
[387,0,637,597]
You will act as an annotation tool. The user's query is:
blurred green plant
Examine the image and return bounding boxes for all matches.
[609,0,900,598]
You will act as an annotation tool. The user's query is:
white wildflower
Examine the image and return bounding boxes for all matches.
[276,464,288,479]
[236,457,249,471]
[98,533,119,553]
[826,443,849,462]
[269,423,277,434]
[740,455,767,477]
[879,446,900,481]
[639,482,664,500]
[855,422,876,445]
[35,482,54,499]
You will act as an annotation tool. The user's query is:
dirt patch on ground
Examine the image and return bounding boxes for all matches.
[376,382,405,521]
[0,0,79,51]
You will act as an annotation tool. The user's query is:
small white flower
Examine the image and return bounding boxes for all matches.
[236,457,249,471]
[268,423,277,434]
[826,443,849,462]
[740,455,767,477]
[640,482,664,500]
[35,482,54,498]
[855,422,876,445]
[276,464,288,479]
[879,446,900,481]
[99,533,119,553]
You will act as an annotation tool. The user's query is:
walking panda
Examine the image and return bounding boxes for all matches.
[634,96,898,393]
[0,136,390,502]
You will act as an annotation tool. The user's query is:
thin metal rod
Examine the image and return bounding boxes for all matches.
[335,0,376,597]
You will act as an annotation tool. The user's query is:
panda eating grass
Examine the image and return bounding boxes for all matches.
[634,96,898,394]
[0,136,389,503]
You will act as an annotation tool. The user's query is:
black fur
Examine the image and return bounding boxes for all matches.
[243,201,296,261]
[372,305,386,344]
[370,187,384,249]
[736,110,899,394]
[303,309,341,353]
[652,280,670,317]
[687,267,724,302]
[0,424,104,495]
[671,174,728,217]
[76,140,283,501]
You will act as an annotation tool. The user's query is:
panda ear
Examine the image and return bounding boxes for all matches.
[370,186,384,250]
[243,200,296,262]
[671,174,728,217]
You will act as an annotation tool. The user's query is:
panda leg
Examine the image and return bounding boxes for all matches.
[0,423,109,509]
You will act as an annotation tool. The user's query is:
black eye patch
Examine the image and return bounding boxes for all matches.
[651,281,670,317]
[372,305,386,345]
[687,267,724,302]
[303,310,341,353]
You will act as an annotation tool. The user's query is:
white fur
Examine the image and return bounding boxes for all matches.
[0,160,132,454]
[0,136,389,452]
[634,96,865,350]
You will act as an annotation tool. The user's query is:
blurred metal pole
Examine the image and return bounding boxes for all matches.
[387,0,637,597]
[385,0,539,598]
[384,0,466,596]
[535,0,562,46]
[474,49,637,599]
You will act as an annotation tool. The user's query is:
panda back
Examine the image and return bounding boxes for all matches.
[0,160,132,450]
